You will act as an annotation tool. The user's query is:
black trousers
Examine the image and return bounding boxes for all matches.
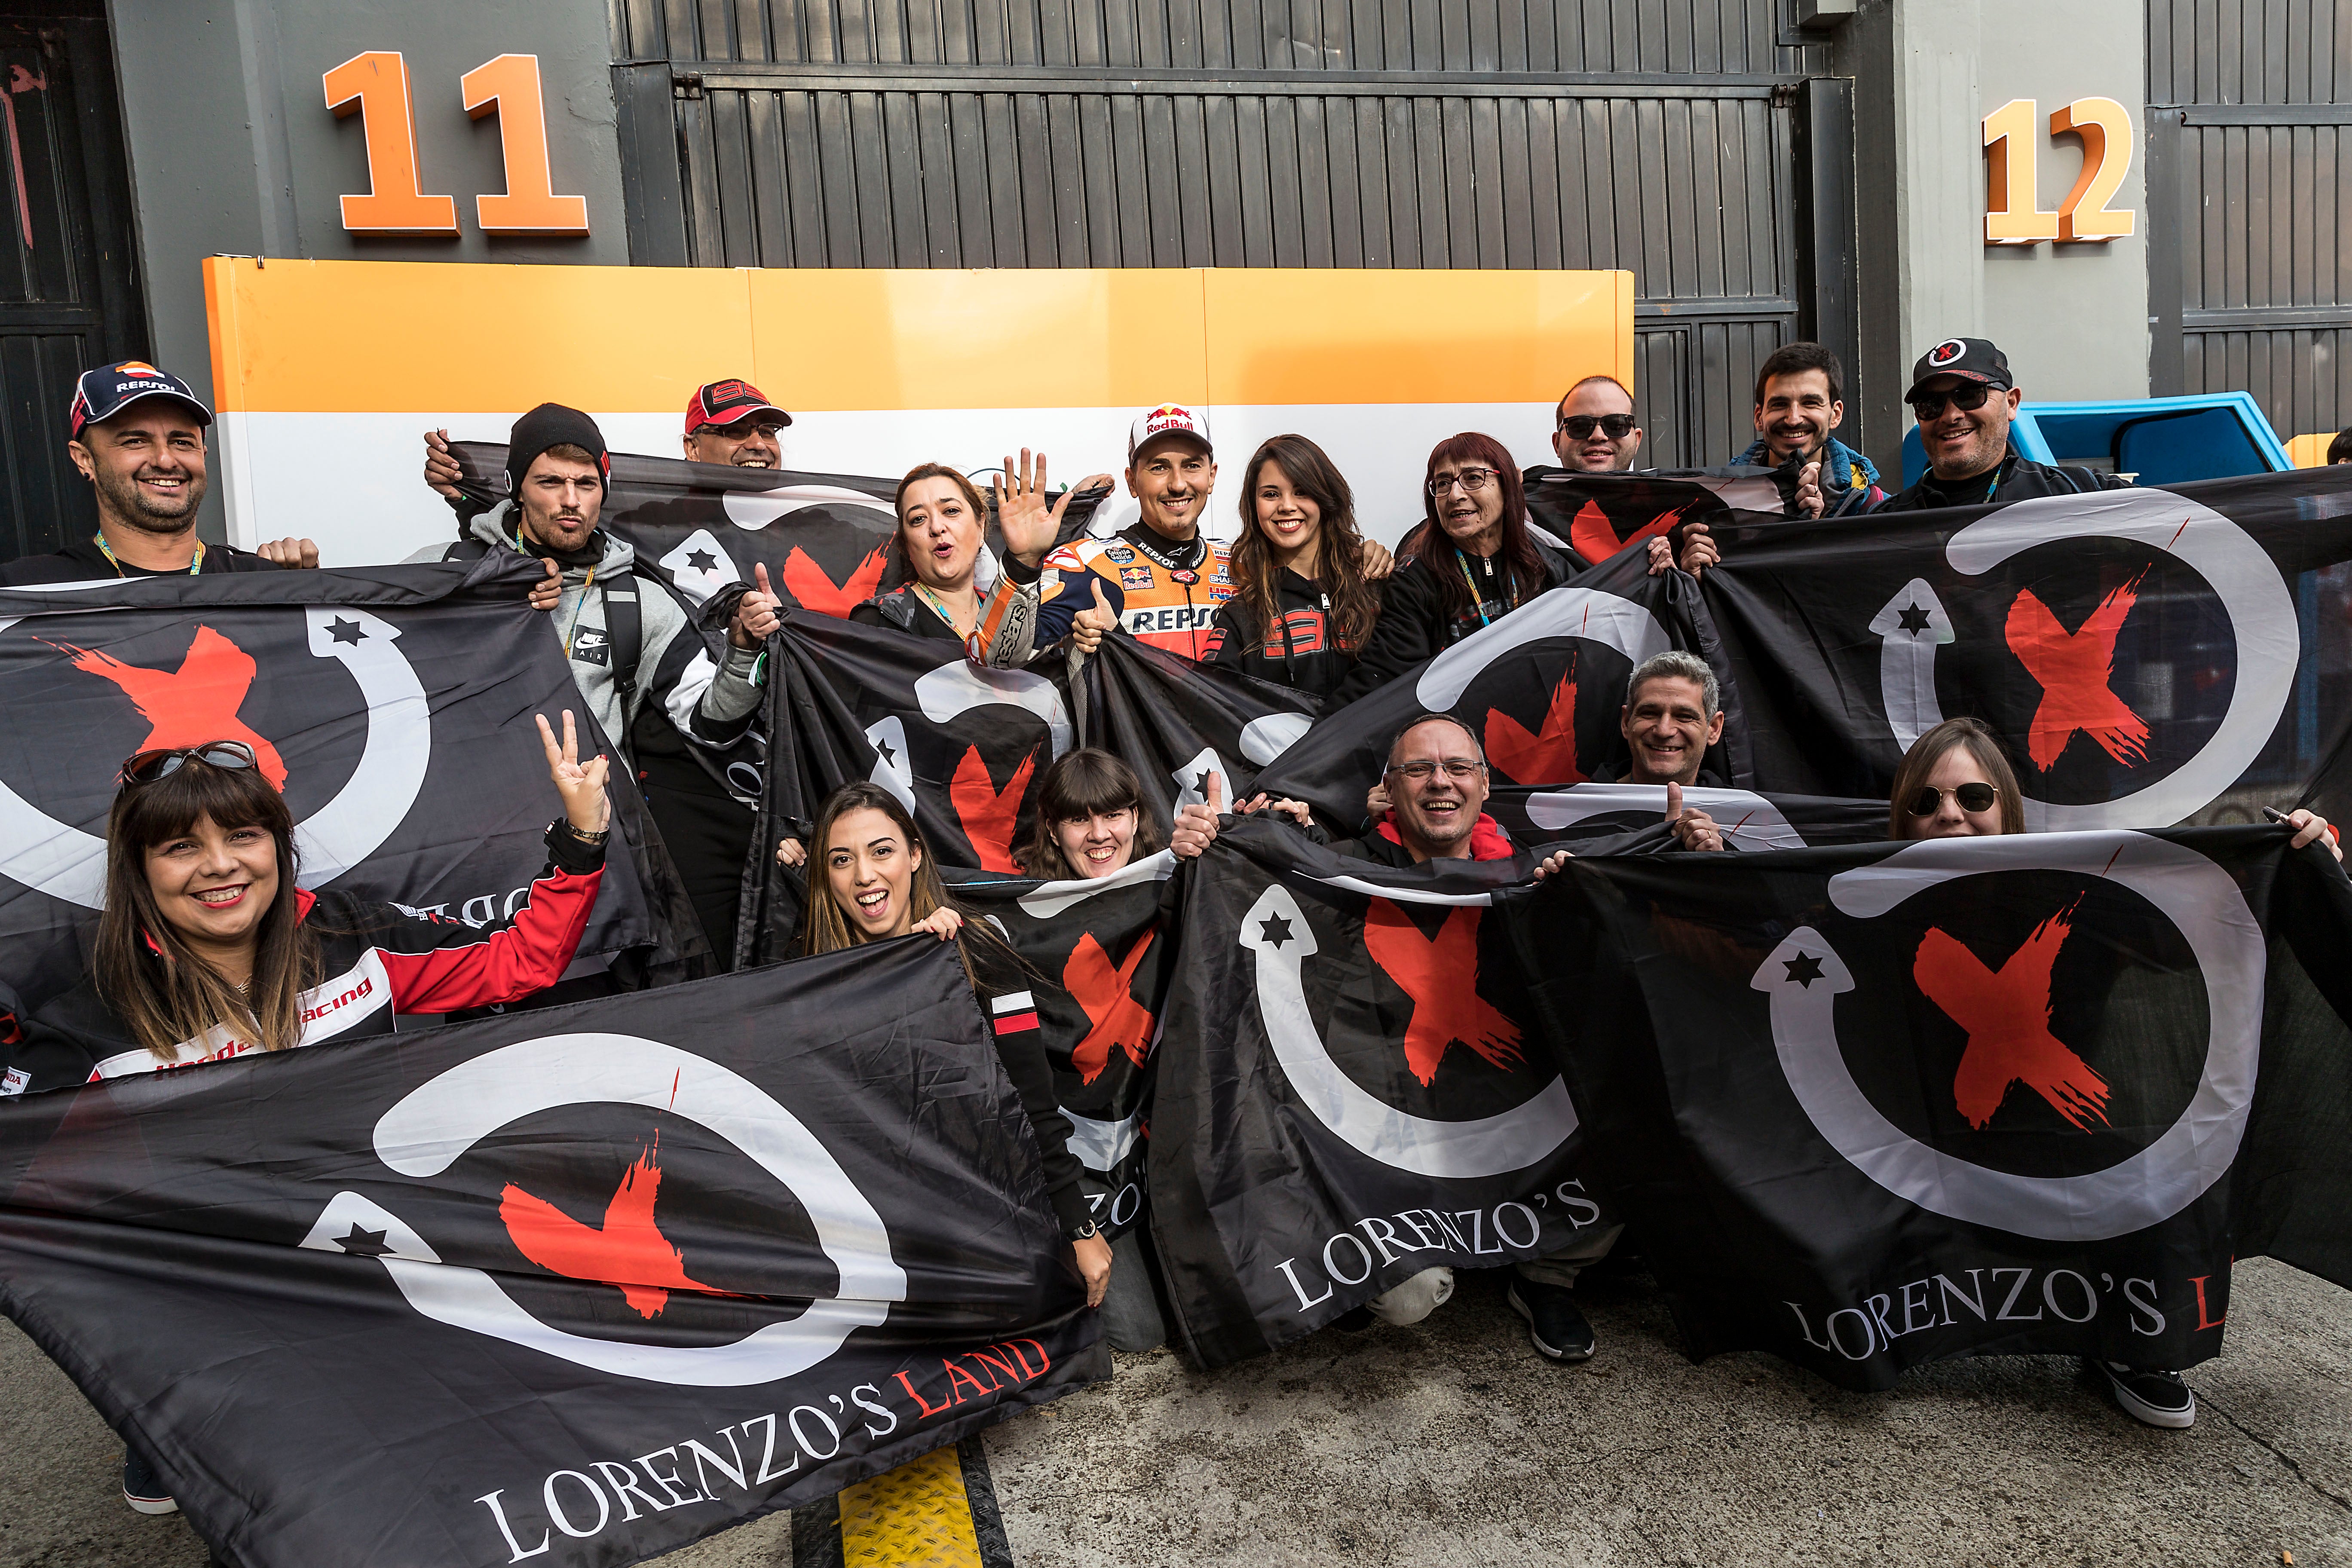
[639,760,757,973]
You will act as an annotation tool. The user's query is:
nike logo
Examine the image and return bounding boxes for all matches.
[779,545,887,619]
[1362,900,1524,1086]
[57,625,289,790]
[2006,571,2151,772]
[1914,901,2110,1132]
[499,1138,741,1320]
[1063,930,1157,1084]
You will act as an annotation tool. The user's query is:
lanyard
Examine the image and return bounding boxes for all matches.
[94,532,203,576]
[913,579,995,659]
[1456,550,1510,629]
[560,566,598,658]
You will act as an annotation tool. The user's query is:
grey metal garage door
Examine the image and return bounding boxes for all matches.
[611,0,1844,469]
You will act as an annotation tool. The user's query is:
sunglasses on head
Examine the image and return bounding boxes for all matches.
[1907,383,1995,420]
[1557,413,1637,440]
[119,741,258,787]
[1906,781,1998,817]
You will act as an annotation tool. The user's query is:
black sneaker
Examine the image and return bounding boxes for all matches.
[2088,1360,2196,1429]
[122,1452,177,1515]
[1507,1279,1596,1363]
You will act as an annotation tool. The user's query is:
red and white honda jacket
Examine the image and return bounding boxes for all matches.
[3,861,601,1096]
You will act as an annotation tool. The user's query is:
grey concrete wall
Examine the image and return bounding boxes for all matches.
[106,0,627,539]
[1976,0,2150,403]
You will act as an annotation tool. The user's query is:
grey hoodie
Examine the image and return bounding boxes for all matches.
[458,504,763,772]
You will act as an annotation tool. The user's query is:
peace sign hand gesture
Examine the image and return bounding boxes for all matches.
[536,710,612,835]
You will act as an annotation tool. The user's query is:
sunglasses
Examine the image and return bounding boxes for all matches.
[708,419,787,440]
[1907,383,1996,420]
[119,741,258,787]
[1557,413,1636,440]
[1906,781,1998,817]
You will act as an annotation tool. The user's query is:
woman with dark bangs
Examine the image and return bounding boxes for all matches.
[1327,431,1575,706]
[1015,749,1170,880]
[6,718,611,1524]
[1206,434,1391,699]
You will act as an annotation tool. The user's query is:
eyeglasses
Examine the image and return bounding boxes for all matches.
[1427,468,1499,496]
[1385,758,1485,782]
[119,741,258,787]
[1905,782,1998,817]
[1557,413,1636,440]
[710,419,787,440]
[1907,384,1995,420]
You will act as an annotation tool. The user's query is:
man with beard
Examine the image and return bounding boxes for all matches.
[1876,337,2131,512]
[1,362,317,583]
[1737,343,1883,519]
[1029,403,1234,658]
[422,379,795,502]
[447,404,782,967]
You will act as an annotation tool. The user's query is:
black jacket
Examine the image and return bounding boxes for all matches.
[1327,533,1574,707]
[1203,567,1375,700]
[1874,447,2132,513]
[962,935,1091,1235]
[0,534,283,585]
[5,835,604,1097]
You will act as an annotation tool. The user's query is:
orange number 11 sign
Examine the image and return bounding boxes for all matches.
[324,51,590,237]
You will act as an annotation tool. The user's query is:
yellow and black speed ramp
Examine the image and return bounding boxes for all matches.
[791,1437,1014,1568]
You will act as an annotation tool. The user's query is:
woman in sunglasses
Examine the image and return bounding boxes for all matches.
[8,717,613,1098]
[1893,717,2341,858]
[1326,432,1574,707]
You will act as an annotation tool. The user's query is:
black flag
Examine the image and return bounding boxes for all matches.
[946,854,1179,1238]
[449,443,1109,613]
[1250,545,1727,827]
[1497,827,2352,1389]
[1150,819,1612,1368]
[0,941,1104,1568]
[0,556,684,1017]
[738,615,1076,965]
[1672,466,2352,820]
[1075,633,1321,825]
[1525,466,1782,570]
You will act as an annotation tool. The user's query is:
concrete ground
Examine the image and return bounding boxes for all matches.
[4,1257,2345,1567]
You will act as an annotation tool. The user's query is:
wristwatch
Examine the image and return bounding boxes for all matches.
[1064,1219,1099,1243]
[548,818,609,845]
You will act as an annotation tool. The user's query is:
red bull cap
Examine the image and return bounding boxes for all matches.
[1128,402,1213,461]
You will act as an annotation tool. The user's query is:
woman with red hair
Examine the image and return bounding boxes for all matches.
[1327,432,1574,705]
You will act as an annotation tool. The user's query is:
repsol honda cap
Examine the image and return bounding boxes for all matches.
[1128,402,1213,461]
[1905,338,2014,401]
[684,379,793,435]
[68,361,213,440]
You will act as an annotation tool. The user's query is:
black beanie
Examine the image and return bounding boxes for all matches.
[506,403,610,498]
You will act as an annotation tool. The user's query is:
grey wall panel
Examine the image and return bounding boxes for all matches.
[623,0,1828,74]
[2150,0,2350,439]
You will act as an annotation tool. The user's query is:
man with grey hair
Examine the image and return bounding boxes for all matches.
[1595,649,1730,852]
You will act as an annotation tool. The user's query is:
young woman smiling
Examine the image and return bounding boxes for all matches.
[1014,750,1167,879]
[855,453,1116,667]
[13,717,611,1093]
[801,782,1115,1310]
[1326,432,1574,706]
[1205,434,1389,699]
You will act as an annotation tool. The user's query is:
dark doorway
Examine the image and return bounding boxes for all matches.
[0,1,148,563]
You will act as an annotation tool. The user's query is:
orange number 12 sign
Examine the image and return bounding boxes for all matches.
[461,54,591,236]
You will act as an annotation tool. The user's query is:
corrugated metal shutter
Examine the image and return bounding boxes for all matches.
[613,0,1841,469]
[2147,0,2350,443]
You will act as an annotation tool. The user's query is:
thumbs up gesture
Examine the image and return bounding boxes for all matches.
[730,561,784,648]
[1171,770,1225,860]
[1664,781,1725,852]
[1070,576,1119,655]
